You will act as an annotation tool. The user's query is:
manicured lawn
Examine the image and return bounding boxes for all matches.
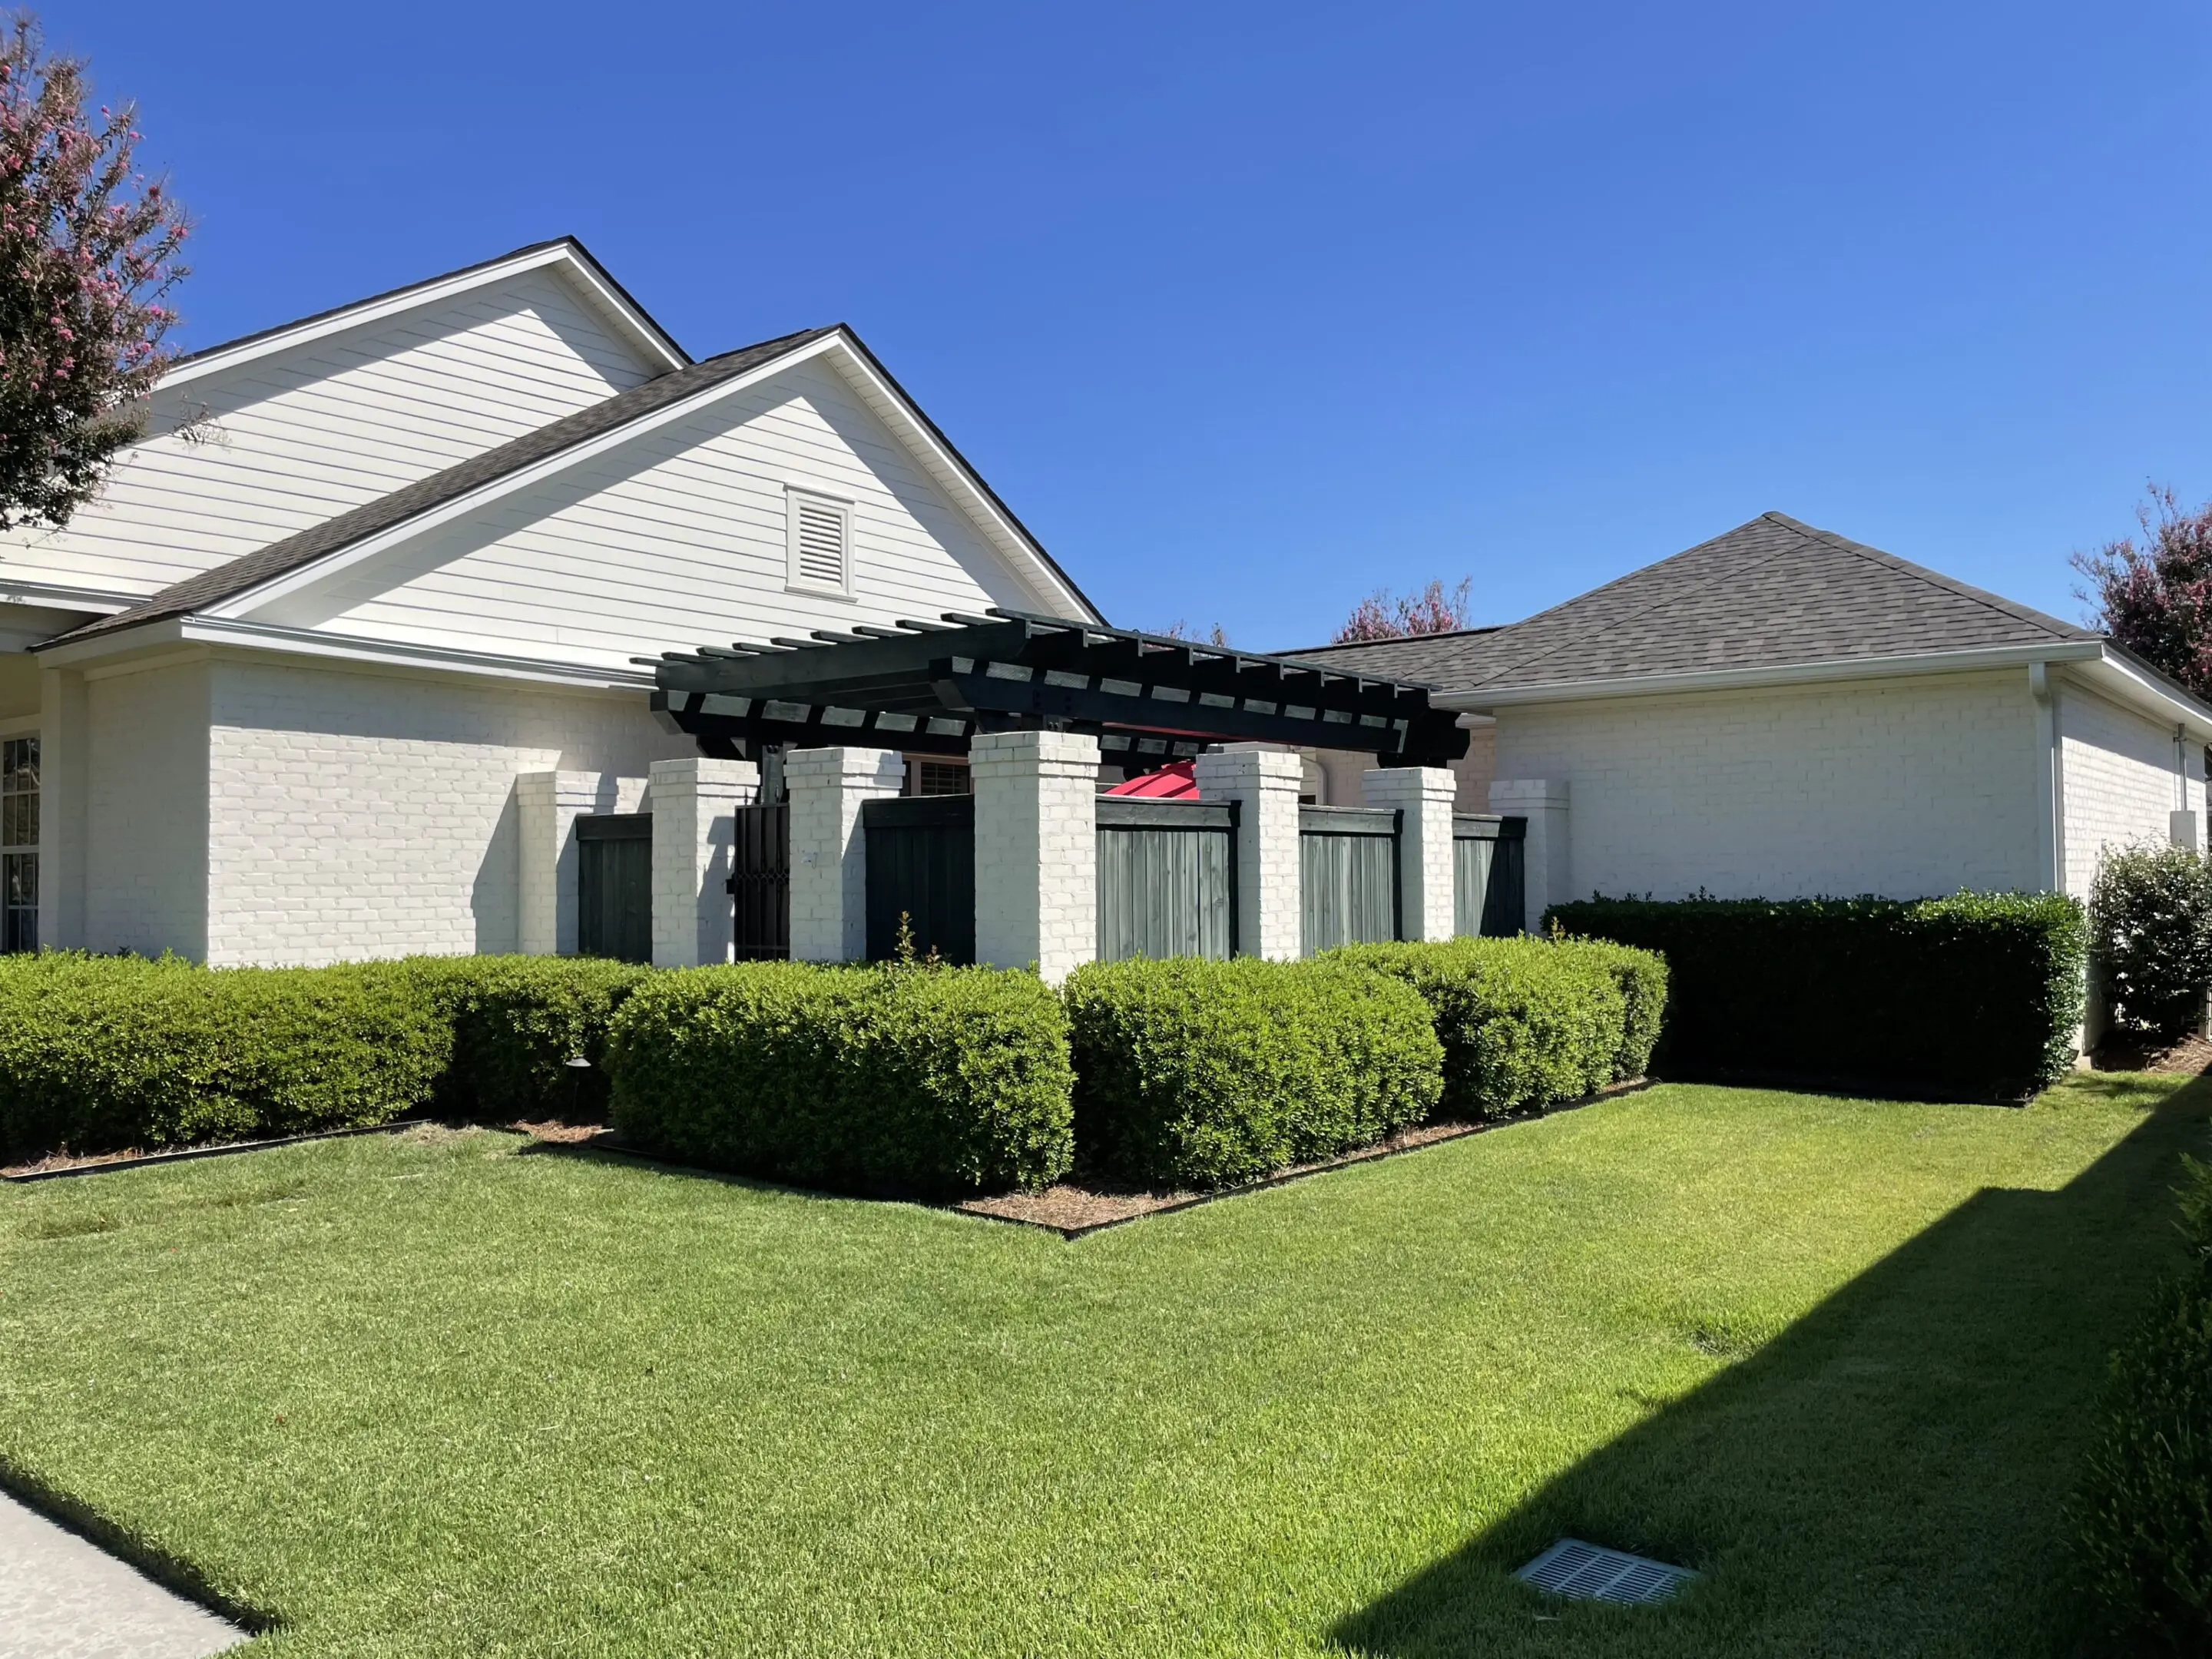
[0,1075,2204,1657]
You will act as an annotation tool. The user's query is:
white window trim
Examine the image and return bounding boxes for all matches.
[784,485,856,600]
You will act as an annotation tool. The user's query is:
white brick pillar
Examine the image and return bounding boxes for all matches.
[1489,778,1569,935]
[517,771,603,955]
[785,746,902,962]
[972,729,1099,982]
[649,756,760,968]
[1363,764,1457,942]
[1195,743,1303,959]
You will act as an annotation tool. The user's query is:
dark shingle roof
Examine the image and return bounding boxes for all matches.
[1288,512,2094,694]
[55,327,839,645]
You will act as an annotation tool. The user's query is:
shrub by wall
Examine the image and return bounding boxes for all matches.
[607,961,1074,1197]
[2071,1154,2212,1651]
[2090,844,2212,1039]
[1063,956,1442,1189]
[0,953,452,1162]
[1330,937,1653,1119]
[1545,892,2086,1098]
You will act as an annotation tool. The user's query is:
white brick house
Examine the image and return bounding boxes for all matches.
[0,239,1100,964]
[1296,513,2212,926]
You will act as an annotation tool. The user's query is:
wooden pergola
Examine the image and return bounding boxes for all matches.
[645,608,1469,768]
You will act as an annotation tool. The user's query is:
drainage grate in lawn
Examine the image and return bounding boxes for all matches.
[1515,1538,1697,1604]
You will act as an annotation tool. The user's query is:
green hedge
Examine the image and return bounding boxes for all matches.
[606,961,1074,1197]
[0,953,452,1162]
[1330,937,1658,1119]
[406,955,650,1120]
[0,952,657,1163]
[2072,1155,2212,1650]
[1544,892,2087,1098]
[1063,956,1442,1189]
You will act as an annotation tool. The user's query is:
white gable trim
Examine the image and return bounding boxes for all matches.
[196,332,1090,628]
[160,241,689,392]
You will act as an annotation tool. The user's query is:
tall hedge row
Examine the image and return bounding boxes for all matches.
[1545,892,2086,1098]
[608,962,1074,1197]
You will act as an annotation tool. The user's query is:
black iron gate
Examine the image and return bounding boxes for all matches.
[864,795,975,964]
[727,802,790,960]
[577,813,653,963]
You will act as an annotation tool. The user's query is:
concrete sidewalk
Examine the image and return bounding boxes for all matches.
[0,1489,246,1658]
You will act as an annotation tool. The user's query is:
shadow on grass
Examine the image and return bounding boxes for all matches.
[1331,1074,2212,1659]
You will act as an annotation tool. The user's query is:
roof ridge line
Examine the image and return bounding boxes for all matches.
[1770,513,2087,641]
[1462,515,1811,687]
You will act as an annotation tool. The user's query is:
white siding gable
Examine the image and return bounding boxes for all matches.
[235,355,1052,671]
[0,265,664,606]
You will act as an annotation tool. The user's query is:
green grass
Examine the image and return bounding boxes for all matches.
[0,1075,2204,1657]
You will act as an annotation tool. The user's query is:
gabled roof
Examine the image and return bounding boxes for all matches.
[48,321,1103,649]
[1291,512,2098,695]
[161,237,691,385]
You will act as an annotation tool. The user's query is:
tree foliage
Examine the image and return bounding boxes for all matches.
[1332,577,1473,644]
[0,14,187,533]
[2072,486,2212,701]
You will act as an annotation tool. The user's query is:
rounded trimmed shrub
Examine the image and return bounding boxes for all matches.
[1063,955,1443,1189]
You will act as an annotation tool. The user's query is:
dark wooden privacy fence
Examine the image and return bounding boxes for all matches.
[577,813,653,964]
[727,802,790,960]
[1095,796,1237,961]
[1453,813,1528,937]
[864,795,975,964]
[1300,806,1400,954]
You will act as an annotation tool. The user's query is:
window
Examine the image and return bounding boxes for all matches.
[786,488,853,596]
[2,737,36,952]
[909,757,971,797]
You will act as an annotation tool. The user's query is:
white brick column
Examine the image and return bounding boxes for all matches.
[1363,764,1458,942]
[1490,778,1569,935]
[1195,743,1303,959]
[517,771,603,955]
[649,756,760,968]
[786,746,902,962]
[972,729,1099,982]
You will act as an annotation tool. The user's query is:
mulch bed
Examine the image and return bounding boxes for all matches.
[2088,1032,2212,1075]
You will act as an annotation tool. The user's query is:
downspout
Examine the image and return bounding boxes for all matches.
[2028,661,2063,894]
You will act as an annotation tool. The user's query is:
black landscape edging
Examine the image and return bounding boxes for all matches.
[2,1118,435,1184]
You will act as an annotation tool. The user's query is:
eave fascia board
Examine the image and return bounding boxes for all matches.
[0,578,139,615]
[1435,640,2108,711]
[203,333,854,622]
[160,242,687,392]
[817,343,1102,625]
[2075,644,2212,740]
[39,610,650,690]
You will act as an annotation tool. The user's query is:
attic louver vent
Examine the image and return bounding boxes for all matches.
[1515,1538,1697,1604]
[793,495,849,591]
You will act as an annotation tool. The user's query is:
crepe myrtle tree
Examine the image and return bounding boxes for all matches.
[1332,577,1473,644]
[2073,486,2212,705]
[0,13,187,534]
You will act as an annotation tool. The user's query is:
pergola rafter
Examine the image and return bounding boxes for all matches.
[644,608,1469,767]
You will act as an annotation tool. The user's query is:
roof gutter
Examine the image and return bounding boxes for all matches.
[1435,640,2107,711]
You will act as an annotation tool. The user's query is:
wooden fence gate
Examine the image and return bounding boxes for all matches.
[577,813,653,963]
[863,795,975,964]
[727,802,790,960]
[1095,796,1237,960]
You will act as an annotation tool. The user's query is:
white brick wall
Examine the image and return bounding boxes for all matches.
[1490,671,2044,899]
[86,660,211,958]
[2060,675,2202,897]
[972,729,1099,982]
[201,657,685,965]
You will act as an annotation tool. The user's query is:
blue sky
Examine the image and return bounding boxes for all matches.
[51,1,2212,647]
